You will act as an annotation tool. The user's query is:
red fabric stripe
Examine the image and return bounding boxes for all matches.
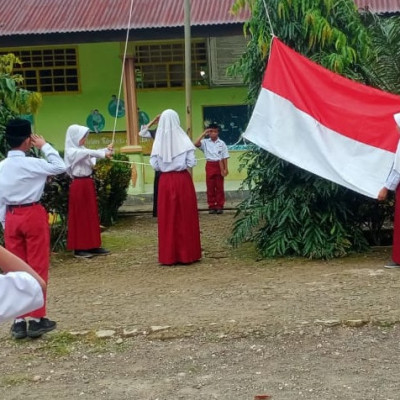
[263,38,400,152]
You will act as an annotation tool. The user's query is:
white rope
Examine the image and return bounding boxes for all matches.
[111,0,135,144]
[261,0,275,37]
[111,159,150,166]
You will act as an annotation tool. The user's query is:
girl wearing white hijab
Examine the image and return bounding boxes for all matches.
[378,113,400,268]
[64,124,113,258]
[150,109,201,265]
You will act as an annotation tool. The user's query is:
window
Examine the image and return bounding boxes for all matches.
[0,47,80,93]
[208,36,247,86]
[134,40,208,89]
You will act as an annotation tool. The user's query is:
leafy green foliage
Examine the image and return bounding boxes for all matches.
[230,148,369,258]
[228,0,389,259]
[360,13,400,95]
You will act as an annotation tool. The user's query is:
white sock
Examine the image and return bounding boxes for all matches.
[14,318,25,323]
[31,318,40,323]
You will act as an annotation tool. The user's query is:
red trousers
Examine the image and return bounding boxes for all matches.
[67,178,101,250]
[5,204,50,318]
[206,161,225,210]
[393,185,400,263]
[157,170,201,265]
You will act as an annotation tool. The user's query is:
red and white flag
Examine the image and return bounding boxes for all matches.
[243,37,400,198]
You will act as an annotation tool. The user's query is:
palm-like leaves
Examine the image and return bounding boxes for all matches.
[361,14,400,95]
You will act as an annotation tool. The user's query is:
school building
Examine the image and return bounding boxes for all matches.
[0,0,397,192]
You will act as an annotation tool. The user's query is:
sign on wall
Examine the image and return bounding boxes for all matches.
[86,132,126,151]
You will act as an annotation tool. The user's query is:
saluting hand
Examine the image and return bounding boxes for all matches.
[106,143,114,159]
[31,134,46,150]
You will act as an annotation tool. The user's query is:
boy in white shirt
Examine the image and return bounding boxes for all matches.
[194,123,229,214]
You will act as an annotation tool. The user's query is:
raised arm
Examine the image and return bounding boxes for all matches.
[194,129,210,148]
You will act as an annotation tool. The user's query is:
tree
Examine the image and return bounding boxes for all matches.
[361,13,400,95]
[229,0,377,258]
[0,53,42,158]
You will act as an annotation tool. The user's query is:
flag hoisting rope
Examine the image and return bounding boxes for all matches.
[111,0,135,145]
[261,0,275,37]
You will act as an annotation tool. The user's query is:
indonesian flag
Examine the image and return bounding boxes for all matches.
[243,37,400,198]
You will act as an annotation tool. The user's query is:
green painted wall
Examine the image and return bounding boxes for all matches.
[34,42,126,149]
[11,41,249,186]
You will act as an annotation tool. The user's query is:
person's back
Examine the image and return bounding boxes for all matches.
[0,118,66,339]
[150,109,201,265]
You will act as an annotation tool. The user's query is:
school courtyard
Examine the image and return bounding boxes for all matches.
[0,209,399,399]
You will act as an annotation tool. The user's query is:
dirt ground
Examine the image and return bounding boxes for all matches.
[1,211,400,400]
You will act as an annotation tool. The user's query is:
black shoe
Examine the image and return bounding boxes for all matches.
[208,209,217,214]
[216,209,223,214]
[11,320,27,340]
[74,250,94,259]
[27,318,57,338]
[87,247,110,256]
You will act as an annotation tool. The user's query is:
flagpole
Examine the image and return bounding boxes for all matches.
[184,0,192,139]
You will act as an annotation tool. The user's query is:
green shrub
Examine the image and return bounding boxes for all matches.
[94,154,132,227]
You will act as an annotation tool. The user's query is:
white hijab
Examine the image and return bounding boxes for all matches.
[151,109,195,163]
[64,124,90,176]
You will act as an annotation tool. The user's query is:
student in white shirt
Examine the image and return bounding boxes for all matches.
[150,109,201,265]
[139,114,160,217]
[64,124,113,259]
[194,123,229,214]
[0,118,66,339]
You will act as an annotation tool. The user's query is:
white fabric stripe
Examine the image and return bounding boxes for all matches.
[243,89,394,198]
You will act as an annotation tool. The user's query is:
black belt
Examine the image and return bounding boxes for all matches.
[72,175,92,179]
[6,202,40,212]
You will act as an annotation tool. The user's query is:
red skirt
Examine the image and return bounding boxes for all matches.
[393,185,400,263]
[157,170,201,265]
[67,178,101,250]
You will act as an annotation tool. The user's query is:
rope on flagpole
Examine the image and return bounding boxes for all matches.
[261,0,275,37]
[111,0,135,145]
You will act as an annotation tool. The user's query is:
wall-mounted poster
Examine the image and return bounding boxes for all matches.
[202,104,252,149]
[108,95,125,118]
[138,109,150,127]
[86,109,105,133]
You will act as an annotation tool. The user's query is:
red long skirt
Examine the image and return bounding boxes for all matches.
[393,185,400,263]
[157,170,201,265]
[67,178,101,250]
[5,204,50,318]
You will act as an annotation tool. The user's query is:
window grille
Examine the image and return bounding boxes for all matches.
[0,47,80,93]
[134,40,208,89]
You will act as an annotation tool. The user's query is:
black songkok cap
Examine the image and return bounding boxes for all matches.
[5,118,31,144]
[208,123,219,130]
